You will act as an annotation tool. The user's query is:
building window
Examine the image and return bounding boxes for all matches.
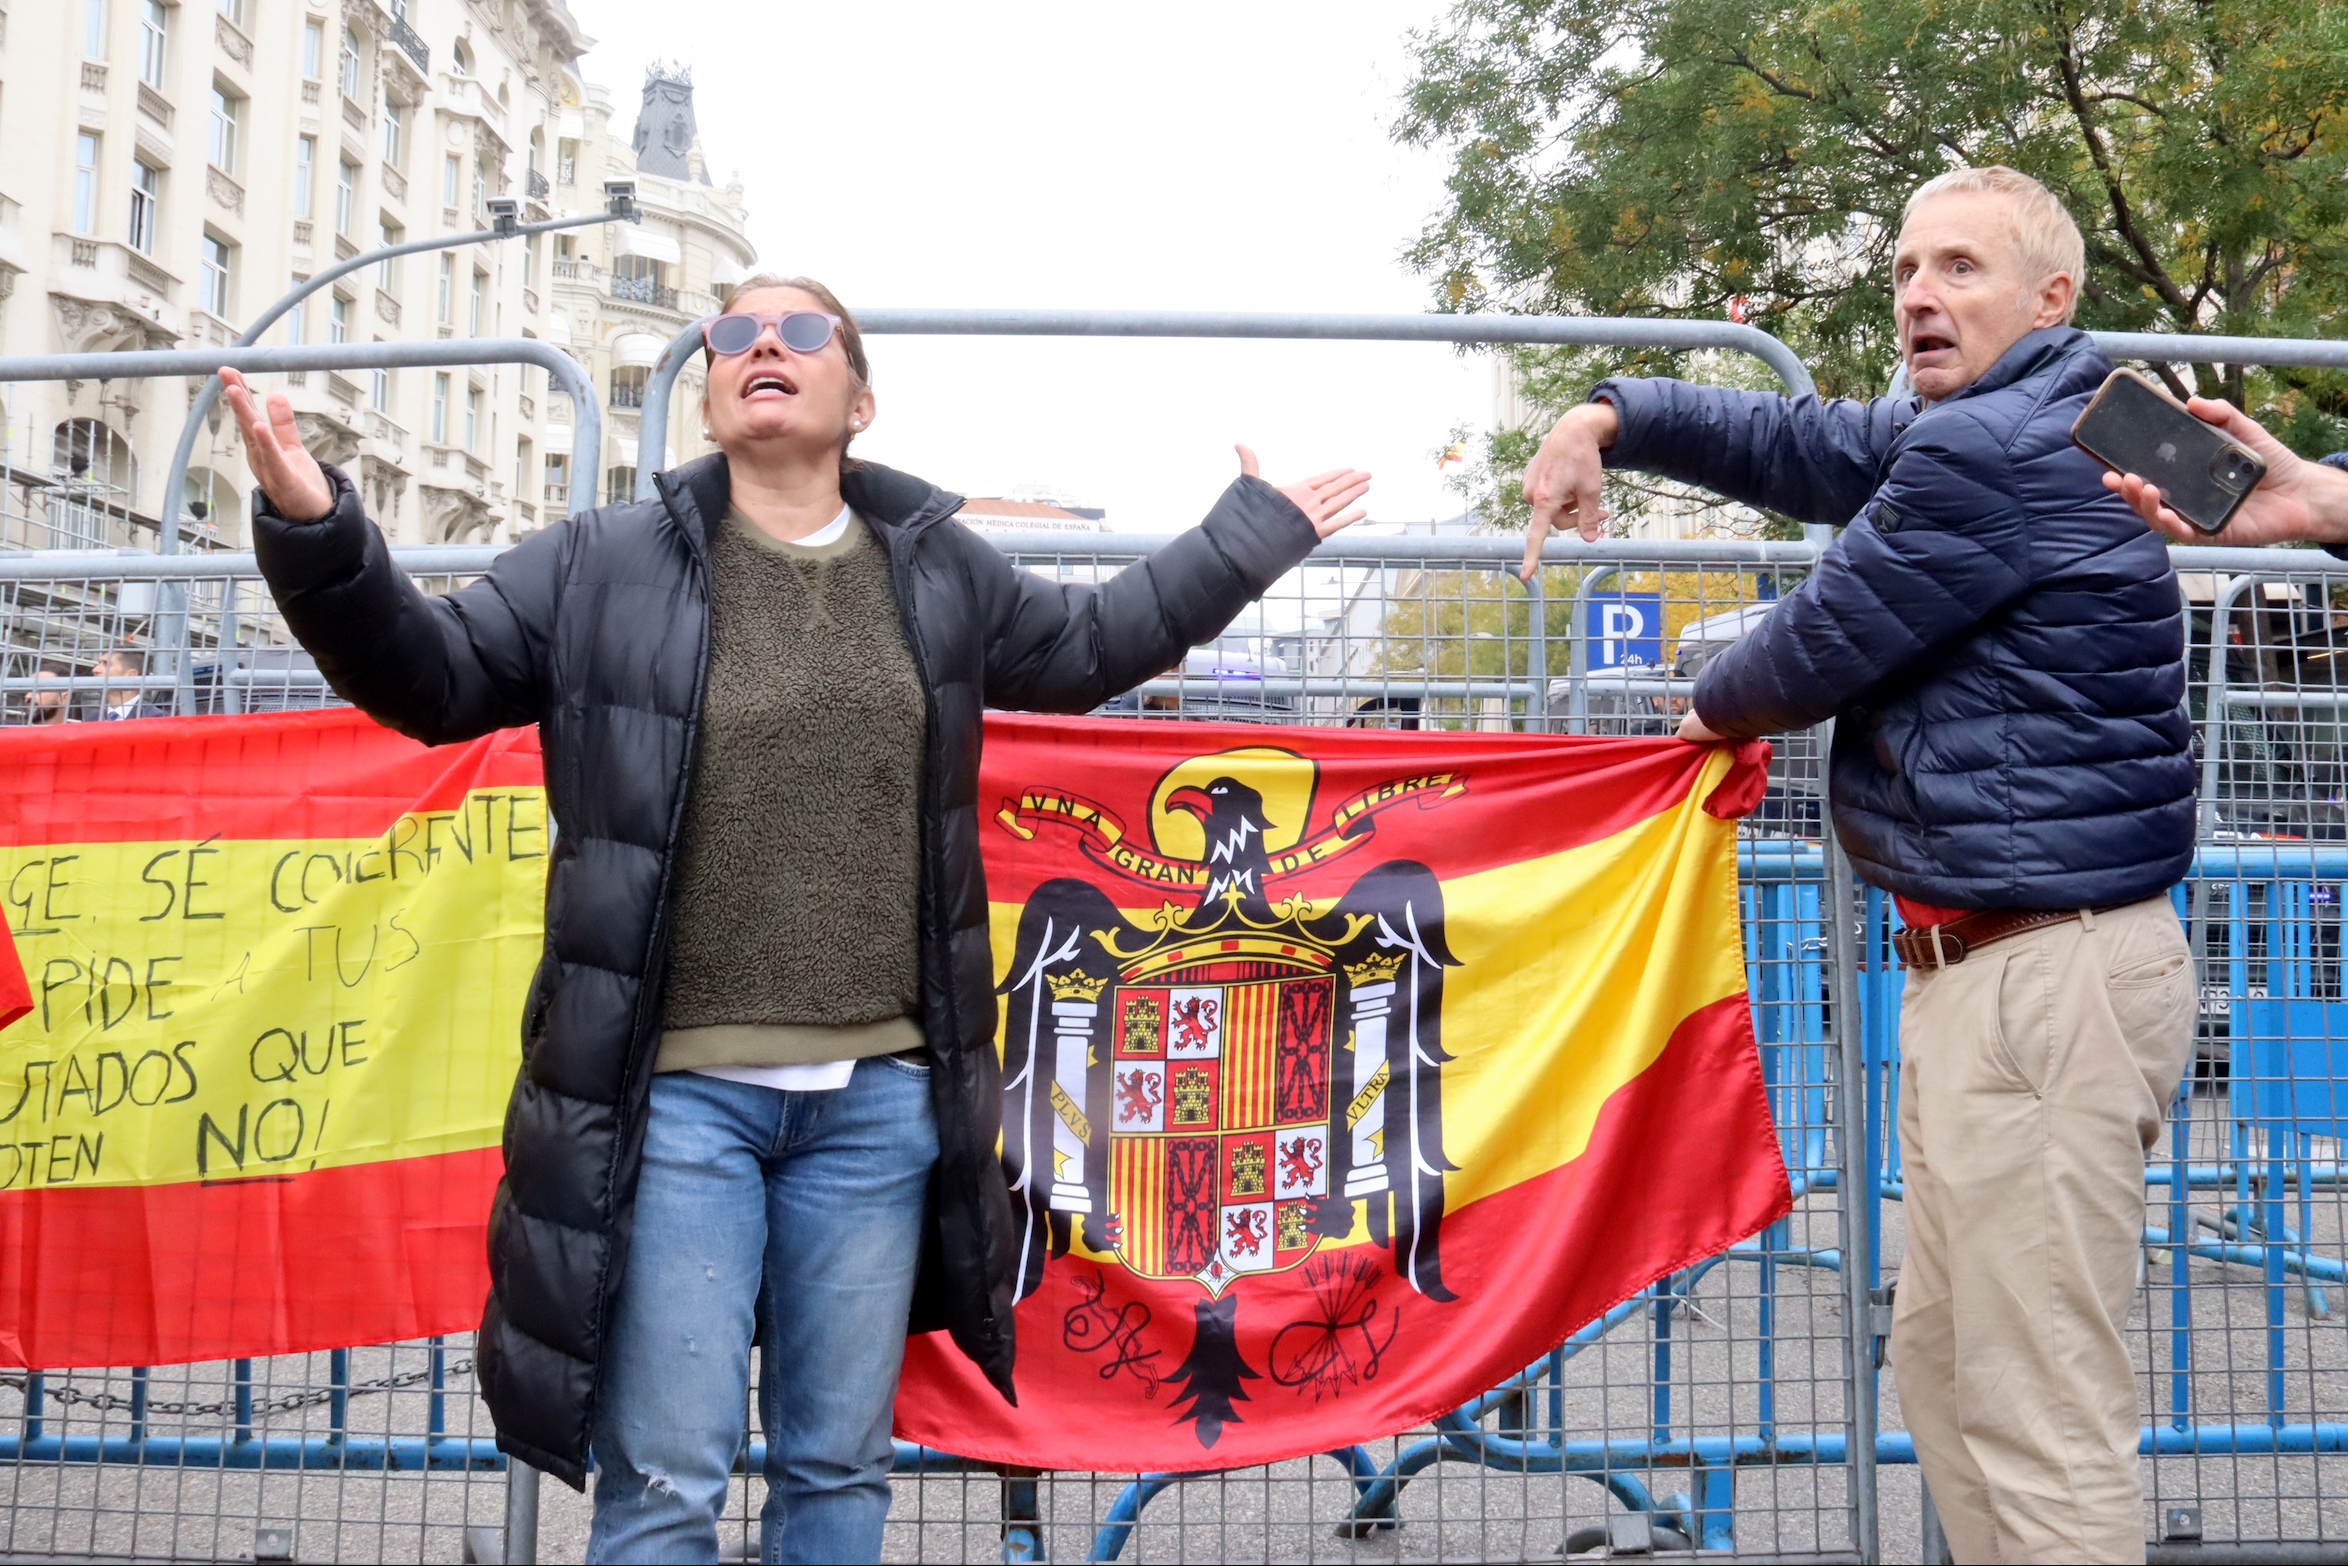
[609,366,647,409]
[546,451,571,499]
[200,235,233,318]
[329,294,350,344]
[515,439,533,507]
[451,39,472,76]
[217,0,246,25]
[138,1,168,90]
[73,134,100,236]
[210,87,242,174]
[465,387,482,452]
[301,17,324,80]
[286,298,306,347]
[294,135,316,217]
[339,26,361,100]
[469,270,484,336]
[336,158,357,235]
[605,467,636,506]
[431,373,449,443]
[523,231,539,286]
[84,0,108,59]
[436,254,453,323]
[557,139,577,186]
[472,160,488,220]
[377,221,403,289]
[442,154,460,209]
[382,100,406,169]
[128,161,160,254]
[371,367,391,412]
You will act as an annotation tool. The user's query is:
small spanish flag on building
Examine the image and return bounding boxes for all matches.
[897,715,1793,1470]
[0,711,543,1369]
[1438,440,1468,471]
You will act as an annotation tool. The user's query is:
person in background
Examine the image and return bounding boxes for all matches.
[220,274,1371,1566]
[2104,398,2348,554]
[1518,168,2195,1564]
[23,663,73,725]
[93,648,166,721]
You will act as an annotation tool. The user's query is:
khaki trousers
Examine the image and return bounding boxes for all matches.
[1891,895,2195,1565]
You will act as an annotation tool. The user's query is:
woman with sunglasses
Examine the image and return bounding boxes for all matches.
[216,273,1369,1565]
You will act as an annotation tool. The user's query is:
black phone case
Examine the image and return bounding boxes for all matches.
[2071,369,2265,534]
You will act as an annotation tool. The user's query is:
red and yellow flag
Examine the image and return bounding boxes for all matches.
[0,706,1790,1467]
[895,715,1791,1470]
[0,711,544,1368]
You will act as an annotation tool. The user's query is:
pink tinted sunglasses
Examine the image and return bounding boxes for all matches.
[702,311,842,356]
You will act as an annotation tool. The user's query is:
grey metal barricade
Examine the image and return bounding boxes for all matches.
[0,342,598,733]
[9,316,2348,1561]
[0,533,1872,1564]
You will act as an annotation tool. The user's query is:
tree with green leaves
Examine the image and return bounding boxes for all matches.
[1399,0,2348,527]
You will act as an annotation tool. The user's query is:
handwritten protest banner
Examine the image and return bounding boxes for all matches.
[0,711,544,1367]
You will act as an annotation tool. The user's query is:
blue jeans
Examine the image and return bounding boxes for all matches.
[586,1057,938,1565]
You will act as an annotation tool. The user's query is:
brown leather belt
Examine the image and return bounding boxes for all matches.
[1891,907,2112,970]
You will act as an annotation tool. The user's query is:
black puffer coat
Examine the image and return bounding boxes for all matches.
[251,453,1320,1486]
[1597,326,2194,909]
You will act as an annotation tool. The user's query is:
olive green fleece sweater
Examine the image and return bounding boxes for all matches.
[654,507,928,1071]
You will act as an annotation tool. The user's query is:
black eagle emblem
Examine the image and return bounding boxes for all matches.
[996,754,1464,1447]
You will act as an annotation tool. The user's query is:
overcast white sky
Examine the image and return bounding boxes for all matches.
[563,0,1492,533]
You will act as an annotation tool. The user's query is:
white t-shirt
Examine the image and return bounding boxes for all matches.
[687,503,865,1096]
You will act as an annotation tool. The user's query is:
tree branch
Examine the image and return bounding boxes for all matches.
[2049,12,2196,323]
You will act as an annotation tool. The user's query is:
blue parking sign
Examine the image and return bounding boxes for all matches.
[1587,592,1664,669]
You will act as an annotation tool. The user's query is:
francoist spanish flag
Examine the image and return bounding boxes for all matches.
[0,710,544,1368]
[895,715,1792,1470]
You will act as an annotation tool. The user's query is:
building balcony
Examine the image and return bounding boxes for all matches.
[363,409,411,469]
[528,169,551,201]
[609,274,676,310]
[390,13,431,73]
[436,75,511,150]
[609,382,645,409]
[551,258,597,283]
[49,233,181,350]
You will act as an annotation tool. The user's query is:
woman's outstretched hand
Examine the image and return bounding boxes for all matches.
[1238,445,1371,540]
[219,368,334,523]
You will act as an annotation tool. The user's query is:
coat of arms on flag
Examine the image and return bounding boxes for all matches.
[896,715,1795,1471]
[995,751,1463,1441]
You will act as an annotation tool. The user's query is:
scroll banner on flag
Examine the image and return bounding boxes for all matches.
[0,710,545,1369]
[895,715,1792,1471]
[0,707,1791,1477]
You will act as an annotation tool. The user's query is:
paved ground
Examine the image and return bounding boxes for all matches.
[3,1079,2344,1562]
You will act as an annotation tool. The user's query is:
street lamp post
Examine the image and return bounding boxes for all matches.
[158,182,641,555]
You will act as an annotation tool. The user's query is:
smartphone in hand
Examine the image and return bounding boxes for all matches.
[2072,368,2265,534]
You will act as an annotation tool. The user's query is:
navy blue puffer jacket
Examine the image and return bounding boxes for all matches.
[1596,326,2193,910]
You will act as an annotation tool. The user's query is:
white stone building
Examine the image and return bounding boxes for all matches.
[0,0,747,552]
[545,64,754,506]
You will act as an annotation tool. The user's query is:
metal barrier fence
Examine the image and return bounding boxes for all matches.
[7,318,2348,1561]
[0,533,1872,1563]
[8,529,2348,1563]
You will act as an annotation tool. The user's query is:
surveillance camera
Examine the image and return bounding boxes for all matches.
[485,197,520,237]
[602,181,640,223]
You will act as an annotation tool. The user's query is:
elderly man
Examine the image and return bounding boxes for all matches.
[1523,166,2194,1563]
